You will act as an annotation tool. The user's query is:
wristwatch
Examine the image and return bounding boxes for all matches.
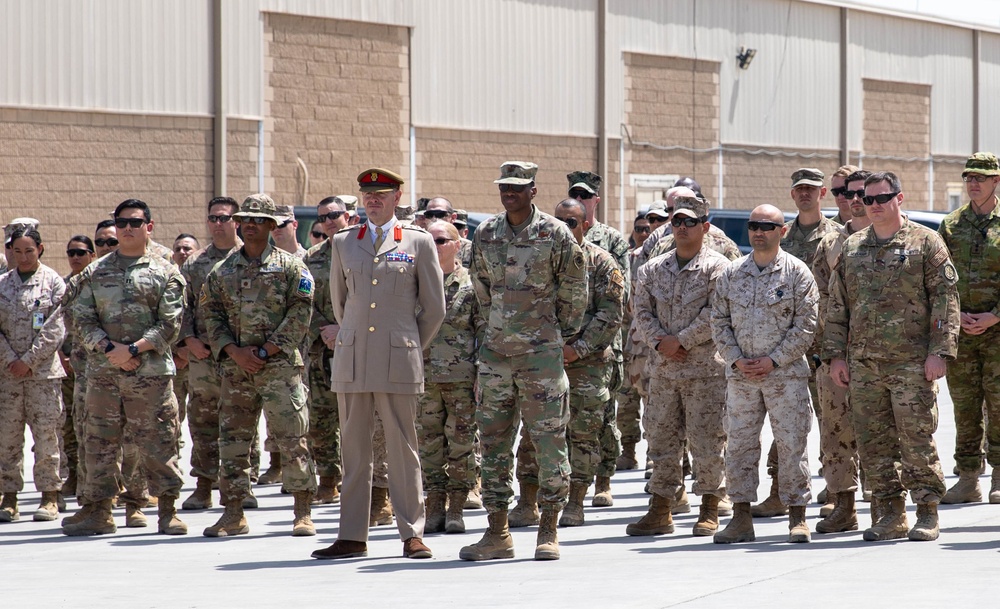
[128,343,140,357]
[257,347,269,360]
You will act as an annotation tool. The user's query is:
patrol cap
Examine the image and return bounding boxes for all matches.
[357,168,404,193]
[672,196,709,219]
[567,171,602,195]
[273,204,296,224]
[234,193,279,222]
[338,195,359,212]
[4,217,40,245]
[791,168,825,188]
[454,209,469,227]
[646,200,670,219]
[962,152,1000,177]
[494,161,538,185]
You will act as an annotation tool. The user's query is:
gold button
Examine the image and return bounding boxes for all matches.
[370,302,376,309]
[369,326,375,332]
[372,279,378,285]
[374,257,379,263]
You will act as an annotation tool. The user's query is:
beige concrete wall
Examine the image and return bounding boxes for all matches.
[721,147,842,212]
[263,12,409,207]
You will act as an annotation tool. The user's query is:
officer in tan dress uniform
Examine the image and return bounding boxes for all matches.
[312,168,446,560]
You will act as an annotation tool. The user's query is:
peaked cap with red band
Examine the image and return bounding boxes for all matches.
[357,168,405,193]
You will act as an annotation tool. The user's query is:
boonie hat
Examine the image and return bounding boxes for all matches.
[962,152,1000,177]
[234,194,279,222]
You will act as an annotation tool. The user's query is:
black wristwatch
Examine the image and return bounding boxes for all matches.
[128,343,140,357]
[257,347,269,360]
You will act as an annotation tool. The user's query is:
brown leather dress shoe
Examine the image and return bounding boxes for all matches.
[311,539,368,560]
[403,537,433,559]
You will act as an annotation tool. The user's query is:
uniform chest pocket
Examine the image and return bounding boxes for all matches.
[387,261,415,296]
[513,242,552,292]
[681,284,709,306]
[765,286,794,318]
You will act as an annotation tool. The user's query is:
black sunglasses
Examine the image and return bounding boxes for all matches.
[94,238,119,247]
[238,217,270,225]
[207,214,233,223]
[830,186,848,197]
[862,192,899,206]
[423,210,452,220]
[633,226,651,234]
[114,218,146,229]
[747,221,783,232]
[311,231,326,239]
[317,211,346,222]
[498,183,529,193]
[569,189,595,200]
[556,217,580,229]
[671,216,703,228]
[842,189,865,200]
[647,215,669,223]
[277,220,293,229]
[66,248,92,257]
[433,237,455,245]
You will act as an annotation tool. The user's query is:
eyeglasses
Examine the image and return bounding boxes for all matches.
[964,175,991,183]
[66,248,92,257]
[433,237,455,245]
[647,215,669,223]
[569,189,595,200]
[747,221,783,232]
[556,217,580,229]
[633,226,651,234]
[862,192,899,206]
[114,218,146,229]
[311,231,326,239]
[671,216,703,228]
[842,189,865,200]
[423,210,452,220]
[94,238,119,247]
[238,217,270,225]
[317,211,346,222]
[498,183,529,193]
[830,186,848,197]
[207,214,233,223]
[276,220,293,229]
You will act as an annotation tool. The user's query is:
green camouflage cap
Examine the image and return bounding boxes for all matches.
[234,193,279,222]
[791,167,825,188]
[454,209,469,226]
[567,171,602,195]
[672,195,708,219]
[494,161,538,185]
[962,152,1000,177]
[273,204,296,223]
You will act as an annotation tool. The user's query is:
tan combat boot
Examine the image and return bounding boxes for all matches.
[718,495,734,517]
[459,511,515,561]
[182,477,214,511]
[592,476,613,507]
[508,482,540,528]
[204,502,250,537]
[863,496,908,541]
[816,491,858,533]
[464,478,483,510]
[713,502,755,544]
[424,490,447,534]
[125,502,148,528]
[314,475,341,505]
[990,469,1000,504]
[446,490,466,534]
[292,491,316,536]
[673,487,691,515]
[63,498,116,536]
[626,492,673,536]
[788,505,810,543]
[908,503,939,541]
[559,483,588,527]
[33,491,59,522]
[157,495,188,535]
[751,477,788,518]
[817,487,834,517]
[941,471,982,504]
[369,486,393,527]
[0,491,18,522]
[257,452,283,485]
[534,508,560,561]
[616,443,638,470]
[62,501,90,527]
[693,494,719,537]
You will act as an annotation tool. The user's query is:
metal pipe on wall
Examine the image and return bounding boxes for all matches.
[973,29,980,152]
[596,0,609,228]
[839,7,849,166]
[212,0,226,197]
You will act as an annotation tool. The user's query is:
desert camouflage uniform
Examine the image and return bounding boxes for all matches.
[417,264,481,492]
[635,247,729,500]
[178,240,243,484]
[517,241,624,487]
[811,222,861,493]
[0,264,66,494]
[939,198,1000,473]
[203,243,317,504]
[825,217,959,503]
[712,250,818,505]
[71,252,186,503]
[472,205,588,512]
[646,224,742,262]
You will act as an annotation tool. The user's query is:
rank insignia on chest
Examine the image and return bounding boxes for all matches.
[241,279,251,290]
[386,252,414,263]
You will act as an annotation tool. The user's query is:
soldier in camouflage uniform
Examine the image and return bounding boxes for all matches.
[454,209,474,269]
[939,152,1000,505]
[825,171,959,542]
[459,161,587,562]
[176,197,248,511]
[65,198,188,537]
[512,200,624,528]
[417,220,481,534]
[201,194,317,538]
[712,204,818,544]
[810,169,870,533]
[628,196,730,538]
[0,228,66,523]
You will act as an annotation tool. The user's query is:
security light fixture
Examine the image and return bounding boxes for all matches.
[737,47,756,70]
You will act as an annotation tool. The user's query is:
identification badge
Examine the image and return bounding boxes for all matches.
[32,311,44,330]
